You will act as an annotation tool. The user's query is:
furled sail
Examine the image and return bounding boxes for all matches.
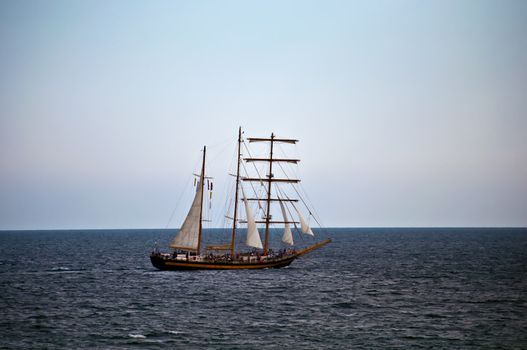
[296,208,314,236]
[279,200,294,245]
[170,181,203,250]
[242,187,263,249]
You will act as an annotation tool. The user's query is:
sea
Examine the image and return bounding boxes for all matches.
[0,228,526,349]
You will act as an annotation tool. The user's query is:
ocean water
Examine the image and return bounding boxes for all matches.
[0,228,526,349]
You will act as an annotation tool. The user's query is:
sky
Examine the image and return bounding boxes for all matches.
[1,0,526,229]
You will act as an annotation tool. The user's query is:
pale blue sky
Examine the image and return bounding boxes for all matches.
[1,0,526,229]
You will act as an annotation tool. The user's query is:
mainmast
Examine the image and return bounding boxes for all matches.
[230,127,242,256]
[197,145,206,255]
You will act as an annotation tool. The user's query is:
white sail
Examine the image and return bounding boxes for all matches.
[279,200,294,245]
[170,181,203,250]
[242,187,263,249]
[296,208,314,236]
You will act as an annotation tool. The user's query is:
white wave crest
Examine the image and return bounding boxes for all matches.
[128,333,146,339]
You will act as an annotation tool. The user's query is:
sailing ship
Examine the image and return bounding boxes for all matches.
[150,128,331,270]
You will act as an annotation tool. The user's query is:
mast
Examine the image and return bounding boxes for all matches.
[242,134,299,255]
[264,133,275,255]
[197,145,206,255]
[231,127,242,256]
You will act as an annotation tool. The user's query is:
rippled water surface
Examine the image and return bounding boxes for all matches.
[1,228,526,349]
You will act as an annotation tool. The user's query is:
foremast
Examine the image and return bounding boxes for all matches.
[244,133,299,255]
[263,133,274,255]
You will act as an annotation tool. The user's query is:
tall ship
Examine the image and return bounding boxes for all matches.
[150,128,331,270]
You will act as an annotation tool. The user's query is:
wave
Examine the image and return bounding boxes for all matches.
[50,266,71,271]
[128,334,146,339]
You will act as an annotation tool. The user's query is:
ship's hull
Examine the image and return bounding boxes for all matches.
[150,239,331,271]
[150,254,296,270]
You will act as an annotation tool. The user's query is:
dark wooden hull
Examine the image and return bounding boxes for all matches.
[150,254,296,270]
[150,238,331,271]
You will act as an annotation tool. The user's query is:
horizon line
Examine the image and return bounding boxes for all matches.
[1,226,526,232]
